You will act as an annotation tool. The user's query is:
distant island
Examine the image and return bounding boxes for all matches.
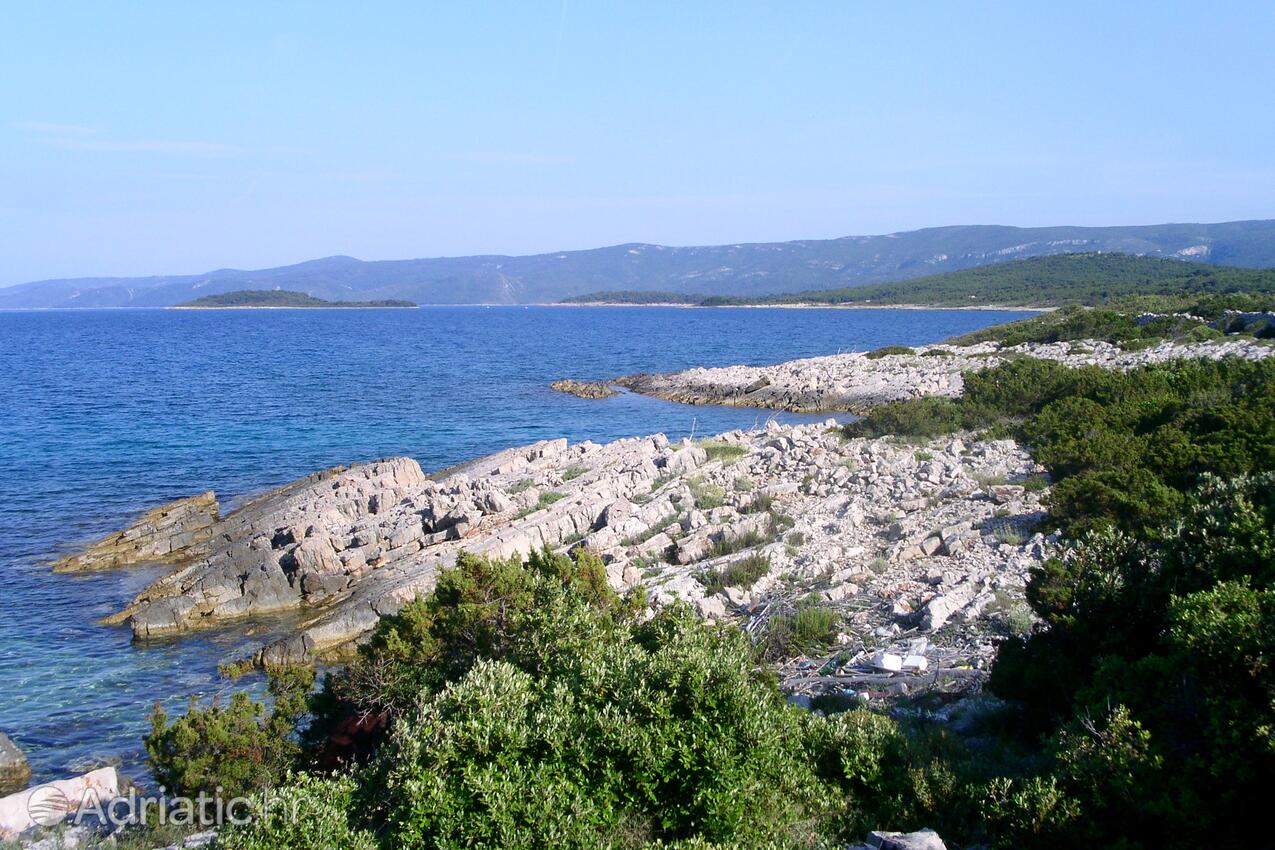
[7,219,1275,309]
[172,290,417,309]
[562,254,1275,309]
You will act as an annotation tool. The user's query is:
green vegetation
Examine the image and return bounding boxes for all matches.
[565,255,1275,310]
[698,552,771,594]
[950,292,1275,347]
[147,329,1275,847]
[864,344,914,359]
[145,666,314,799]
[698,438,750,463]
[837,353,1275,847]
[847,356,1275,535]
[514,489,565,518]
[714,254,1275,308]
[765,603,840,659]
[561,464,588,481]
[984,473,1275,848]
[560,290,705,305]
[175,289,416,308]
[688,475,727,510]
[196,546,975,849]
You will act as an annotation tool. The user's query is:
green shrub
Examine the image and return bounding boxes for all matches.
[315,548,632,727]
[515,490,566,518]
[845,396,967,439]
[989,474,1275,848]
[561,465,588,481]
[708,529,767,559]
[217,772,377,850]
[688,476,726,510]
[698,439,749,464]
[699,553,770,594]
[865,344,914,359]
[374,604,837,848]
[850,356,1275,536]
[765,604,839,659]
[145,666,314,799]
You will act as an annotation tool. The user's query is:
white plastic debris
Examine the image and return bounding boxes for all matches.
[870,652,904,672]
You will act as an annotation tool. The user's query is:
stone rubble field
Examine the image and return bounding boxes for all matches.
[57,417,1050,695]
[611,336,1274,412]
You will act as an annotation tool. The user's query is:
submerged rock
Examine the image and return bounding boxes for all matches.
[51,491,219,572]
[549,379,619,399]
[0,733,30,796]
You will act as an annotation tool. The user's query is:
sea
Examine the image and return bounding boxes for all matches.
[0,305,1032,783]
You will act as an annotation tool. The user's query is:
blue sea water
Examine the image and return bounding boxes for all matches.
[0,305,1031,783]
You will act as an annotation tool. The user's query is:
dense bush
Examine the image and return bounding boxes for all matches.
[373,612,834,848]
[153,349,1275,847]
[847,356,1275,535]
[311,547,636,741]
[217,772,377,850]
[145,666,314,798]
[988,474,1275,848]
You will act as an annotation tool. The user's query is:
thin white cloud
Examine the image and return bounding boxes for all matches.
[12,120,99,135]
[460,150,577,166]
[14,121,308,157]
[49,137,247,155]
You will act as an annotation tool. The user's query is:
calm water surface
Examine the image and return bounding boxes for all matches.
[0,305,1031,781]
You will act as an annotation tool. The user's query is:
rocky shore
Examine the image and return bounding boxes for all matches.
[29,332,1274,848]
[57,418,1048,683]
[549,378,619,399]
[613,336,1274,412]
[49,335,1270,693]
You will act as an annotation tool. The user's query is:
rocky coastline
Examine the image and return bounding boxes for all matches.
[50,334,1273,680]
[613,336,1273,413]
[18,332,1273,847]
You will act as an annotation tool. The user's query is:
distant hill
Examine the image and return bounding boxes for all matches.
[705,254,1275,308]
[174,290,416,309]
[4,219,1275,308]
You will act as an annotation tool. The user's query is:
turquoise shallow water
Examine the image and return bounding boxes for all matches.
[0,305,1031,783]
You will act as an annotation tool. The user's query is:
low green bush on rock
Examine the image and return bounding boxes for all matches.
[145,666,314,799]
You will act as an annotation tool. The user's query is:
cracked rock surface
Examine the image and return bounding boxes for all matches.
[59,421,1051,673]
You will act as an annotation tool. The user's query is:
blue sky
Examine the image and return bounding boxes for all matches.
[2,1,1273,286]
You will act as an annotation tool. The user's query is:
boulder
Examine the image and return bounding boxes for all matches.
[866,828,947,850]
[920,585,977,631]
[989,484,1026,504]
[0,767,123,838]
[0,734,29,796]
